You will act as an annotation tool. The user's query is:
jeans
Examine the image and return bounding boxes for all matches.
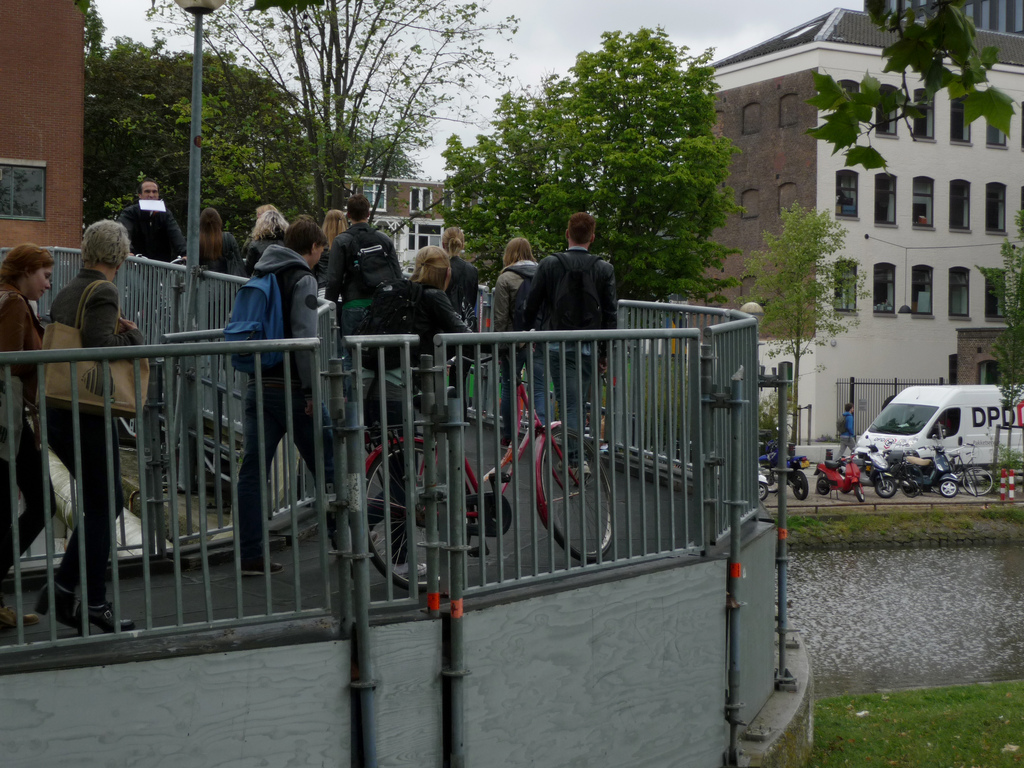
[0,419,57,585]
[547,347,593,459]
[46,409,123,607]
[340,304,369,397]
[497,348,544,438]
[529,346,550,426]
[237,383,335,561]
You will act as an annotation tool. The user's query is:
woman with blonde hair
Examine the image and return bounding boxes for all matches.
[242,208,288,275]
[37,221,144,635]
[317,209,347,294]
[493,237,540,444]
[0,244,57,627]
[441,227,478,329]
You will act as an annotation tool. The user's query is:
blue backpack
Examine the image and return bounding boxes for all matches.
[225,271,285,372]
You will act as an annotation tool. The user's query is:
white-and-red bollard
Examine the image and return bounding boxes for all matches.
[1001,468,1016,501]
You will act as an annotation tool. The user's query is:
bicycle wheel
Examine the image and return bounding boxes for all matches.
[365,437,427,589]
[540,430,613,563]
[962,467,993,497]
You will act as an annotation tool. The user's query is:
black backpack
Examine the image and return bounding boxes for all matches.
[350,231,401,293]
[550,252,602,331]
[355,279,424,369]
[507,262,538,331]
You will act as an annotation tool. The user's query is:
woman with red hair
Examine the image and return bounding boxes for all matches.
[0,243,56,628]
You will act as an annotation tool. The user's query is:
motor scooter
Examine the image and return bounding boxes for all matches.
[759,439,810,500]
[854,444,897,498]
[758,468,771,502]
[814,454,865,502]
[889,444,959,498]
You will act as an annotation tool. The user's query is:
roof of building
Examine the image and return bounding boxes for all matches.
[714,7,1024,68]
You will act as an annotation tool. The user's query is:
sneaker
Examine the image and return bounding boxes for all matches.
[0,600,38,628]
[393,561,427,578]
[241,557,284,576]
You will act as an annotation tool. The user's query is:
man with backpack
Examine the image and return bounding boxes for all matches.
[324,193,403,366]
[230,216,334,575]
[523,213,617,465]
[838,402,856,457]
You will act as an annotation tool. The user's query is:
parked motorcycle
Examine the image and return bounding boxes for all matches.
[758,468,771,502]
[855,444,897,498]
[886,445,959,499]
[759,439,810,500]
[814,454,865,502]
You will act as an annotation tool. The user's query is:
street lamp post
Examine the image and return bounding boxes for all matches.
[176,0,225,331]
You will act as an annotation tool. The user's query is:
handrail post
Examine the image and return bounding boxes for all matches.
[328,358,352,633]
[419,353,443,618]
[724,365,747,766]
[775,361,798,692]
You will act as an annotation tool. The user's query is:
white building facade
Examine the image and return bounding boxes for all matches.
[714,9,1024,438]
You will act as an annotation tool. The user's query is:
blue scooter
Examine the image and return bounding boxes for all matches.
[759,439,810,500]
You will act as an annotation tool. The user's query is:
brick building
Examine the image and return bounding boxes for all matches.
[0,0,84,249]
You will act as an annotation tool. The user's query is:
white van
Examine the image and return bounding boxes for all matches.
[856,385,1024,464]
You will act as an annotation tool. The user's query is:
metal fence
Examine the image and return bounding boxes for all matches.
[836,375,946,435]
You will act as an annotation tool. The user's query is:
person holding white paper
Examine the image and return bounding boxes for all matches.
[116,178,186,263]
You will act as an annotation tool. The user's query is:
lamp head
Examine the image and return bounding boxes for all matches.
[174,0,226,13]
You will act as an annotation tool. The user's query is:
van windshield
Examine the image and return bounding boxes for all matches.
[868,403,938,435]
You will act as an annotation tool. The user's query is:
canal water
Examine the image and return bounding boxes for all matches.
[788,544,1024,697]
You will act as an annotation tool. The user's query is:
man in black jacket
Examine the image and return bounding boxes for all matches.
[523,212,617,462]
[324,194,402,359]
[116,178,186,263]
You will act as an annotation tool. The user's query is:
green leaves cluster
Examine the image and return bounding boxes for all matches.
[745,203,861,423]
[443,28,738,300]
[809,0,1015,169]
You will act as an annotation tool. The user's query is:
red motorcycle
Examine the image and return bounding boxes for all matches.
[814,454,865,502]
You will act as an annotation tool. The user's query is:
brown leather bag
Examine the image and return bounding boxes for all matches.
[41,281,149,417]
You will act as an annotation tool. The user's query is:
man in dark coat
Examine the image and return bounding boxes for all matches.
[116,178,186,263]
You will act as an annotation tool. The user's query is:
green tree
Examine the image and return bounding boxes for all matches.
[809,0,1015,170]
[84,37,311,237]
[149,0,515,218]
[979,210,1024,452]
[745,203,862,439]
[443,28,738,299]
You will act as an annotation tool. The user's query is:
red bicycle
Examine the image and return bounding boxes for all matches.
[364,380,614,588]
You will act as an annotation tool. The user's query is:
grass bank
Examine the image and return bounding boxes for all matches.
[810,681,1024,767]
[786,503,1024,549]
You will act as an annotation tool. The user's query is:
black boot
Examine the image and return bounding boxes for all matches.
[79,603,135,634]
[35,586,78,629]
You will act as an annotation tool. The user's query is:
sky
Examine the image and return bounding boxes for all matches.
[91,0,858,179]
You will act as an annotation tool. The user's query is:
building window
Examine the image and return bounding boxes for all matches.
[779,93,800,127]
[364,182,387,212]
[1017,0,1023,31]
[875,174,896,224]
[950,97,970,142]
[742,103,762,135]
[839,79,860,94]
[911,89,934,139]
[912,177,933,226]
[835,260,858,311]
[835,171,858,217]
[406,222,442,251]
[980,359,1000,384]
[949,268,969,316]
[911,266,933,314]
[442,189,453,209]
[986,122,1006,146]
[985,273,1004,318]
[874,263,895,313]
[0,163,45,220]
[740,189,760,218]
[986,182,1006,232]
[409,186,432,213]
[778,182,797,213]
[983,0,991,27]
[877,85,898,136]
[949,180,970,230]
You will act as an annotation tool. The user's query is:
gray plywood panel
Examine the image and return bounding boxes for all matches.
[1,641,350,768]
[462,561,727,768]
[739,524,778,724]
[370,619,444,768]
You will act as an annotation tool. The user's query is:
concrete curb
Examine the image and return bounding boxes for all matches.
[739,629,813,767]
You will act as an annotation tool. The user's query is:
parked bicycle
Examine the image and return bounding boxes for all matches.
[945,443,994,496]
[364,380,614,589]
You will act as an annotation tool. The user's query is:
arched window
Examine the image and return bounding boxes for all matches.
[740,189,760,219]
[979,359,1000,384]
[835,259,858,311]
[985,272,1004,317]
[742,102,762,135]
[838,79,860,94]
[986,182,1006,232]
[835,171,858,217]
[778,182,797,212]
[949,267,969,316]
[911,88,934,139]
[912,177,934,226]
[876,85,898,136]
[875,174,896,224]
[911,265,933,314]
[950,97,970,142]
[779,93,800,127]
[949,180,970,229]
[874,263,895,313]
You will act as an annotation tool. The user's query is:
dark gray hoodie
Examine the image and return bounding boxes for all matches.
[253,243,319,393]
